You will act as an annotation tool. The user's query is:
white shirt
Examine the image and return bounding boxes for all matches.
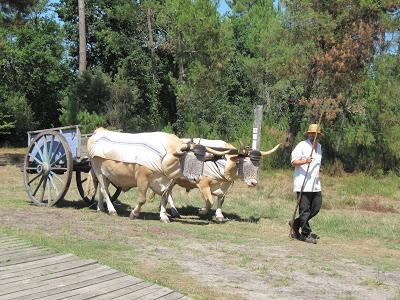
[291,139,322,192]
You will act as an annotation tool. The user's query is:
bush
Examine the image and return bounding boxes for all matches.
[323,160,345,177]
[76,110,107,134]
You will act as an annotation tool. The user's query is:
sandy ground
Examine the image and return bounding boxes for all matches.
[0,205,399,300]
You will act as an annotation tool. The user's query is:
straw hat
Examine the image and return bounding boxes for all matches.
[305,124,322,135]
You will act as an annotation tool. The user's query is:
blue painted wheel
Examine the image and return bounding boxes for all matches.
[23,131,73,206]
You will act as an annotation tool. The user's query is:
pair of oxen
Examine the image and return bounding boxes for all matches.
[86,128,280,223]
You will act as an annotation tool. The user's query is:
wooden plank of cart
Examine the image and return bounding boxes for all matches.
[22,125,121,207]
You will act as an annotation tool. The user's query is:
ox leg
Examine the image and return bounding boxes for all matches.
[97,189,105,212]
[90,168,105,213]
[130,175,150,220]
[98,176,117,216]
[159,195,170,223]
[198,186,213,217]
[215,195,225,223]
[167,194,181,218]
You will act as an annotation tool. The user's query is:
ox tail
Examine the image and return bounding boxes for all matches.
[147,189,155,201]
[85,168,98,200]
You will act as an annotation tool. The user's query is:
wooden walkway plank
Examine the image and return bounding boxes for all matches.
[0,244,39,254]
[0,260,98,286]
[0,248,49,262]
[13,271,126,300]
[0,253,76,271]
[0,255,80,280]
[1,269,122,300]
[0,236,192,300]
[156,291,185,300]
[0,261,100,288]
[0,253,59,267]
[0,241,30,249]
[113,284,171,300]
[136,286,176,300]
[0,237,23,243]
[90,281,153,300]
[0,248,50,262]
[0,265,112,296]
[42,275,138,300]
[0,237,29,243]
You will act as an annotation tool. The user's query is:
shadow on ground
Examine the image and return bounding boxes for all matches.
[54,200,261,224]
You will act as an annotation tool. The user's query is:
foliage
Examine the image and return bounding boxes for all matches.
[0,0,71,143]
[76,110,106,134]
[1,0,400,173]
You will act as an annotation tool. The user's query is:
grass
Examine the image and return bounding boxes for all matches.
[1,158,400,299]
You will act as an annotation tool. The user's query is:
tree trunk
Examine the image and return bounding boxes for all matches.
[78,0,87,74]
[147,7,156,73]
[177,30,184,84]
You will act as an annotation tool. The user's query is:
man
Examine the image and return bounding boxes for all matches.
[290,124,322,244]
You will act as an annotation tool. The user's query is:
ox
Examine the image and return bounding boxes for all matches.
[86,128,231,223]
[167,138,281,222]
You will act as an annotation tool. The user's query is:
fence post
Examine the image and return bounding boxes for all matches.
[252,105,264,150]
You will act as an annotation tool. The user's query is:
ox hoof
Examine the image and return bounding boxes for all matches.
[198,208,209,216]
[108,211,117,216]
[215,215,225,223]
[170,207,181,218]
[160,215,170,223]
[129,211,140,220]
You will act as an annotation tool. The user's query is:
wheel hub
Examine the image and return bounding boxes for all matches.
[37,163,50,176]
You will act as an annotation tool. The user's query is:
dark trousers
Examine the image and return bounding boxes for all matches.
[293,192,322,236]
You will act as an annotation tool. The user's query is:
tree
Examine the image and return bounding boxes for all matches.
[78,0,87,73]
[0,0,70,143]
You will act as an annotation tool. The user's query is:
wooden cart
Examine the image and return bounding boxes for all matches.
[23,125,121,206]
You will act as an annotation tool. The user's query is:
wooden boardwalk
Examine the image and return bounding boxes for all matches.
[0,235,190,300]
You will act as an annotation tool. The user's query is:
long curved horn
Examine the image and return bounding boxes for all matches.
[260,144,281,156]
[204,146,235,156]
[175,143,190,155]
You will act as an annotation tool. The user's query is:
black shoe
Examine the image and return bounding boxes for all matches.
[302,234,317,244]
[310,233,320,240]
[288,220,301,240]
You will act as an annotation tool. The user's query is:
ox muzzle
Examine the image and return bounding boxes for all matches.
[238,150,261,187]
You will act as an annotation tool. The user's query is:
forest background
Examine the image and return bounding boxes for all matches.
[1,0,400,174]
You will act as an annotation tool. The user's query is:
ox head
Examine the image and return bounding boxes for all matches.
[236,144,281,187]
[176,142,233,183]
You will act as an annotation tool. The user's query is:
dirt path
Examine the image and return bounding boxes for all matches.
[0,205,399,300]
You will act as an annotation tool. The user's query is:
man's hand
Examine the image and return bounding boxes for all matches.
[304,156,313,164]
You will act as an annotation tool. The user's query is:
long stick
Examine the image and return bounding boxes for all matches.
[289,111,324,239]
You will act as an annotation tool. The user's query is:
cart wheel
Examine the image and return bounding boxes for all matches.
[23,131,73,206]
[76,170,122,206]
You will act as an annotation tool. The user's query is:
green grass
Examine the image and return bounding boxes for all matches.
[337,173,400,198]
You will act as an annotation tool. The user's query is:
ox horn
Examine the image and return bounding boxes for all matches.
[260,144,281,156]
[204,146,234,156]
[175,143,190,155]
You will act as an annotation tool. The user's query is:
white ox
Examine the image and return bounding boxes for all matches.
[167,138,281,222]
[86,128,230,223]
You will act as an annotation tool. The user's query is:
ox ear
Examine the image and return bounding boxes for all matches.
[228,155,239,163]
[260,144,281,156]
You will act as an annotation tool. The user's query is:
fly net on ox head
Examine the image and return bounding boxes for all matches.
[179,142,233,183]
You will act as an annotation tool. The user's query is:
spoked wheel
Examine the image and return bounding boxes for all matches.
[23,131,73,206]
[76,170,122,206]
